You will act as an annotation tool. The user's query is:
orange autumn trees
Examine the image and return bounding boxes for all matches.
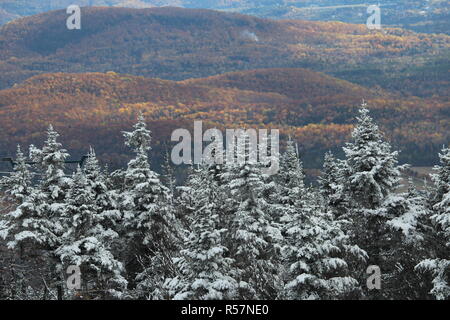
[0,70,447,168]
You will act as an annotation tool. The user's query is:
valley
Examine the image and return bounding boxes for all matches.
[0,7,448,170]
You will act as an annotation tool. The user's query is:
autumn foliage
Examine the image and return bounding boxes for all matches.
[0,7,448,99]
[0,70,447,168]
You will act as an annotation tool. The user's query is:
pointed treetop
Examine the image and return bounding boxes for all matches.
[321,151,339,177]
[43,124,64,149]
[137,111,145,123]
[321,151,341,178]
[84,147,102,178]
[13,145,31,176]
[438,146,450,169]
[324,150,335,162]
[0,144,33,203]
[45,124,60,142]
[351,104,382,144]
[278,137,305,194]
[86,147,97,164]
[15,145,26,162]
[29,124,69,170]
[361,99,367,108]
[123,112,152,152]
[88,146,96,157]
[319,150,342,200]
[284,138,303,172]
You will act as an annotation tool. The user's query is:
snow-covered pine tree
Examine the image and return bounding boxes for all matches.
[207,157,232,232]
[430,147,450,207]
[282,203,367,300]
[341,105,418,299]
[342,106,405,258]
[83,148,121,234]
[25,125,71,246]
[319,151,427,299]
[174,164,202,228]
[2,125,72,299]
[0,146,32,209]
[167,163,238,300]
[0,146,35,299]
[173,149,229,245]
[56,151,126,299]
[343,106,405,210]
[0,146,33,241]
[119,113,178,299]
[318,151,346,216]
[273,137,306,226]
[416,147,450,300]
[222,134,282,299]
[279,142,367,300]
[82,150,126,294]
[381,178,431,299]
[265,137,305,292]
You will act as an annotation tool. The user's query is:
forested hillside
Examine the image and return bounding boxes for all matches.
[0,7,448,99]
[0,71,447,169]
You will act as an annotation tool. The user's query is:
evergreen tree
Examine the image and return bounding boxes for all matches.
[174,164,199,227]
[274,138,306,225]
[30,125,71,204]
[83,149,121,233]
[416,147,450,300]
[56,152,126,299]
[0,146,32,207]
[343,107,404,210]
[0,146,33,241]
[318,151,346,215]
[279,143,366,300]
[1,126,72,299]
[222,135,282,299]
[282,203,367,300]
[0,146,36,299]
[119,113,178,299]
[341,106,420,299]
[168,165,238,300]
[382,179,430,299]
[342,107,405,261]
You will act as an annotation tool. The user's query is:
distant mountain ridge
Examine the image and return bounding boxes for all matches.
[1,1,448,35]
[0,6,448,99]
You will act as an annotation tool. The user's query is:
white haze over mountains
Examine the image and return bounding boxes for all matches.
[1,2,447,35]
[0,1,446,27]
